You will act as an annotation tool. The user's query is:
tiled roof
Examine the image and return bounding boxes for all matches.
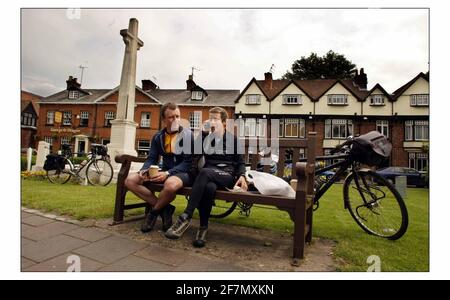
[392,72,429,100]
[146,89,240,106]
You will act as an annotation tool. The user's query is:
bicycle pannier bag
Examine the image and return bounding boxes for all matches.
[43,154,66,171]
[91,144,108,156]
[350,131,392,166]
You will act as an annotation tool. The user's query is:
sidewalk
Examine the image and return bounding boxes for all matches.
[21,208,337,272]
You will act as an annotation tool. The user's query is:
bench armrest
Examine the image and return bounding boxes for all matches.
[115,154,147,164]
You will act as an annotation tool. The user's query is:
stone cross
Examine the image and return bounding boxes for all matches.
[108,18,144,170]
[116,18,144,120]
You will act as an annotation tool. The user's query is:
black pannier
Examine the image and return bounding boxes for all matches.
[350,131,392,166]
[43,154,66,171]
[91,144,108,156]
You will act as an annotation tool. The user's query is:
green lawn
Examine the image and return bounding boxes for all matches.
[21,178,429,272]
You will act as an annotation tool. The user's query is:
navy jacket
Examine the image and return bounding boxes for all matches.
[141,126,193,176]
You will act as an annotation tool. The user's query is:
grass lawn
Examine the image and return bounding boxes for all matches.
[21,178,429,272]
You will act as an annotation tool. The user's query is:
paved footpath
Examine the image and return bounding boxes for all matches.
[21,208,336,272]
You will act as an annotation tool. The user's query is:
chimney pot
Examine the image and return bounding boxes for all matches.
[142,79,158,91]
[186,75,196,90]
[264,72,273,90]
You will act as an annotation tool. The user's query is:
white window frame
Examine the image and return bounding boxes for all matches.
[325,119,353,139]
[257,119,267,137]
[244,118,257,137]
[278,119,284,137]
[409,152,428,171]
[104,111,115,127]
[376,120,389,138]
[101,139,110,146]
[191,91,203,100]
[246,94,261,105]
[68,90,79,99]
[47,111,55,125]
[282,94,302,105]
[405,120,428,141]
[61,136,71,145]
[189,111,201,130]
[44,136,53,145]
[63,111,72,126]
[138,140,151,152]
[410,94,429,106]
[284,118,299,138]
[140,112,151,128]
[414,120,429,141]
[79,111,89,127]
[370,94,385,106]
[327,94,348,105]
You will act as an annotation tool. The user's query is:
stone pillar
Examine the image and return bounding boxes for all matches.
[395,175,407,199]
[32,141,50,171]
[108,18,144,170]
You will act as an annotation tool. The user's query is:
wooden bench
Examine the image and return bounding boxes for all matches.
[112,132,317,265]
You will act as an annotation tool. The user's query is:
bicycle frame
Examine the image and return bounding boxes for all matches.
[311,154,352,205]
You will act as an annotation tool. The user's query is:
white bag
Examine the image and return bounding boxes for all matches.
[245,170,295,198]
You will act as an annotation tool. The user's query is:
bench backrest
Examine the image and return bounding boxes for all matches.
[241,132,317,180]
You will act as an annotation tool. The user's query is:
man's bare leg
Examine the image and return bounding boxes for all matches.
[153,176,183,211]
[125,173,158,207]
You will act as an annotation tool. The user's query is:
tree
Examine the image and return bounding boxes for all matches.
[282,50,356,80]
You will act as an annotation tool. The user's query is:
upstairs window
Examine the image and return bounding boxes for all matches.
[104,111,115,127]
[79,111,89,127]
[282,94,302,105]
[410,94,429,106]
[189,111,201,130]
[245,94,261,105]
[63,111,72,126]
[46,111,55,125]
[140,112,151,128]
[325,119,353,139]
[370,94,385,106]
[191,91,203,100]
[68,90,79,99]
[327,94,348,105]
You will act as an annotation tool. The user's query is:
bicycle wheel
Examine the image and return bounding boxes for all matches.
[46,158,72,184]
[86,158,114,186]
[343,169,408,240]
[210,200,238,218]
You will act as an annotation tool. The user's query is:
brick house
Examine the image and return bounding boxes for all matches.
[235,70,429,170]
[21,90,42,149]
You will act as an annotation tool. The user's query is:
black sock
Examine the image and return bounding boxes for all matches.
[149,209,160,217]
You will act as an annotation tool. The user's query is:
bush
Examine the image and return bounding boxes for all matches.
[21,155,36,171]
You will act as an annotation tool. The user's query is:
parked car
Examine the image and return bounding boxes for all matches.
[376,167,428,187]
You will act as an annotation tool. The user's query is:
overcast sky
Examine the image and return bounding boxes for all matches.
[21,8,428,97]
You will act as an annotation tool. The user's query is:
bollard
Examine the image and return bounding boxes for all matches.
[26,147,33,171]
[395,175,407,199]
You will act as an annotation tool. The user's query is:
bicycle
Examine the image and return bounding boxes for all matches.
[46,143,114,186]
[209,135,409,240]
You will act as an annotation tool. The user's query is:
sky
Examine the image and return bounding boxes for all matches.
[21,8,429,97]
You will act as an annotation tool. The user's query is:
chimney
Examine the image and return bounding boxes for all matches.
[186,75,196,91]
[142,79,158,91]
[264,72,273,90]
[353,68,367,90]
[66,76,81,90]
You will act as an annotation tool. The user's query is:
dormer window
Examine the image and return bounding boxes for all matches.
[68,90,79,99]
[283,94,302,105]
[245,94,261,105]
[327,94,348,105]
[370,94,385,106]
[410,94,429,106]
[191,91,203,100]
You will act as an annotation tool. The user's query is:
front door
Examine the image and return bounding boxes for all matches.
[78,141,86,156]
